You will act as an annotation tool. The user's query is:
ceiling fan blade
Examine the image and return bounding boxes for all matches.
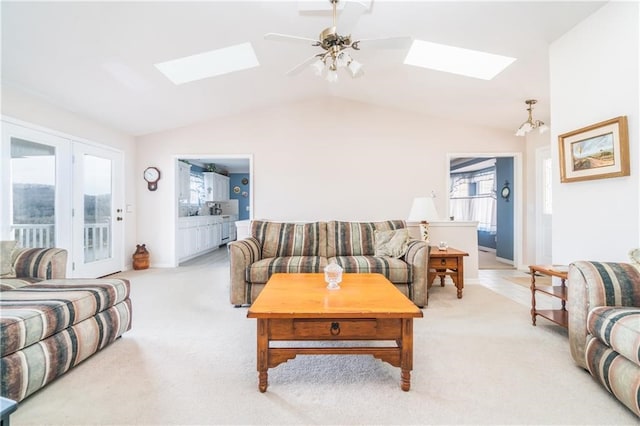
[355,36,413,49]
[337,0,371,34]
[286,54,321,76]
[264,33,318,45]
[297,0,345,13]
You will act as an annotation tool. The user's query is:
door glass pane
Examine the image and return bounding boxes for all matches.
[10,137,56,248]
[84,154,112,263]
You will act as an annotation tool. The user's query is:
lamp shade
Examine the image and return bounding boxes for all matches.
[407,197,439,222]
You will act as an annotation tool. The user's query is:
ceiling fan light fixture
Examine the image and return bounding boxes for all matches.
[515,99,547,137]
[312,59,325,76]
[348,59,364,78]
[326,68,338,82]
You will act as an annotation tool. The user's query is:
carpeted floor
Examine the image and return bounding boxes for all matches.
[10,250,638,425]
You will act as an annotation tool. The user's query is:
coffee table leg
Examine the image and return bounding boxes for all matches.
[400,319,413,391]
[257,319,269,392]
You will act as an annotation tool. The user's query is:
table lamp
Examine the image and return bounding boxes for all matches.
[407,197,440,243]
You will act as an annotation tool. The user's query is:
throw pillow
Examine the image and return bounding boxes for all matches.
[0,240,18,278]
[374,229,410,258]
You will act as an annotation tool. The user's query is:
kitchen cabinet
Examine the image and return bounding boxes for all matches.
[177,216,224,262]
[203,172,230,201]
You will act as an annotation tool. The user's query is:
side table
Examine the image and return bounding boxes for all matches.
[529,264,569,327]
[0,397,17,426]
[428,246,469,299]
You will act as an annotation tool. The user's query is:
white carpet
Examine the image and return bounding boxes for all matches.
[10,251,638,425]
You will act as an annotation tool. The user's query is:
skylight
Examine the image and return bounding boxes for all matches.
[404,40,516,80]
[155,42,259,85]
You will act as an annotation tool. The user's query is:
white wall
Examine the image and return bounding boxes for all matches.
[550,2,640,264]
[136,97,524,267]
[1,84,139,269]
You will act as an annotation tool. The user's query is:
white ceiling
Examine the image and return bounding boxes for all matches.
[1,1,604,137]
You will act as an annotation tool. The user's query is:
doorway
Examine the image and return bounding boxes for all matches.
[447,153,522,270]
[174,154,252,266]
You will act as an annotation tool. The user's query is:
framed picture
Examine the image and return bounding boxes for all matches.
[558,116,629,183]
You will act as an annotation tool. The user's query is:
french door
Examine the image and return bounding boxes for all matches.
[72,142,124,277]
[1,120,124,277]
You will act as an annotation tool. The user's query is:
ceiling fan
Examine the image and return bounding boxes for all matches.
[264,0,412,81]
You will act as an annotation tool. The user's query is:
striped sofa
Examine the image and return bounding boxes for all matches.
[567,261,640,417]
[0,248,132,402]
[229,220,429,307]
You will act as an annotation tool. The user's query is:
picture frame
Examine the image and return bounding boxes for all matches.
[558,116,629,183]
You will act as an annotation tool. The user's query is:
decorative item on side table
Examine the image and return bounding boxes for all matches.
[407,196,439,243]
[324,262,343,290]
[132,244,150,270]
[558,116,629,183]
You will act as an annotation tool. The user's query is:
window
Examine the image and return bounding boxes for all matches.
[449,167,497,233]
[189,172,205,206]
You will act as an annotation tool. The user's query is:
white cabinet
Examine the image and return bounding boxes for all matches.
[203,172,230,201]
[178,216,224,263]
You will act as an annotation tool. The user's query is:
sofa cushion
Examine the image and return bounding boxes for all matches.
[1,299,132,402]
[587,306,640,367]
[247,256,328,284]
[584,336,640,416]
[374,229,410,258]
[329,256,412,284]
[0,277,41,291]
[327,220,406,257]
[0,241,18,278]
[13,248,67,280]
[251,221,322,258]
[0,278,130,357]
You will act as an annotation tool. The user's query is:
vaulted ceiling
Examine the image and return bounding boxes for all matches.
[1,1,604,136]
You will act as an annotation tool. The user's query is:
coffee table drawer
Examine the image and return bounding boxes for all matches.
[269,318,402,340]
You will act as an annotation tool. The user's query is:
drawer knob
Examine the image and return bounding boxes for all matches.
[330,322,341,336]
[440,259,446,265]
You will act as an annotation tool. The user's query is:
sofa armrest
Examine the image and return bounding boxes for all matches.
[568,261,640,369]
[228,237,262,305]
[13,248,68,280]
[403,239,429,307]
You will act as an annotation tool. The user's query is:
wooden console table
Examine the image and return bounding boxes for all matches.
[529,265,569,327]
[428,246,469,299]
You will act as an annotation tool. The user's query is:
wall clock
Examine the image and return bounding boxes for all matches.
[500,181,511,202]
[143,166,161,191]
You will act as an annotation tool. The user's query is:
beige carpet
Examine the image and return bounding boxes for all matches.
[10,251,638,425]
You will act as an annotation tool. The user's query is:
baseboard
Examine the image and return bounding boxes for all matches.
[495,256,514,265]
[478,246,496,253]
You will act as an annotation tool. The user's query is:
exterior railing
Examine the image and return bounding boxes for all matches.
[11,224,55,248]
[11,223,111,262]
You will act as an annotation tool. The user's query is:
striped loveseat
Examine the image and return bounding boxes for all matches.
[0,247,132,402]
[229,220,429,307]
[567,261,640,417]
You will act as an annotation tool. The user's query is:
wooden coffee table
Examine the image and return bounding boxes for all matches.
[247,273,423,392]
